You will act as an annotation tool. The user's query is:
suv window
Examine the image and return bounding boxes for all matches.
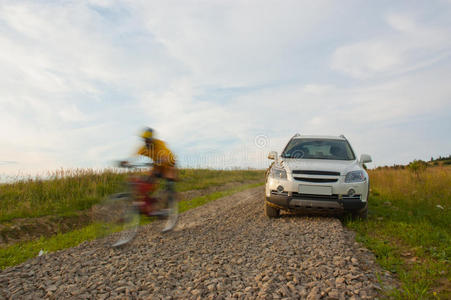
[281,138,355,160]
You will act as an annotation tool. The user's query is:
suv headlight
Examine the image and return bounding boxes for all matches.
[270,166,287,179]
[345,170,366,183]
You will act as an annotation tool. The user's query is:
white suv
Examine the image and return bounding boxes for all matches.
[265,134,372,218]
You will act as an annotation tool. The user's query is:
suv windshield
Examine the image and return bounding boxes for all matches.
[281,138,355,160]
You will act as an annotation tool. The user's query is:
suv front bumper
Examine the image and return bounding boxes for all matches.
[266,192,366,212]
[266,177,368,212]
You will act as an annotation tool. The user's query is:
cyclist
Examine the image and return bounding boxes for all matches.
[122,127,177,177]
[121,127,178,230]
[137,127,176,179]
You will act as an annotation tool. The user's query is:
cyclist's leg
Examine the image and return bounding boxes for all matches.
[162,166,178,232]
[164,177,176,211]
[163,164,177,200]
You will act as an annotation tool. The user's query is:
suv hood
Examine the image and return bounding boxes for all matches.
[281,158,360,175]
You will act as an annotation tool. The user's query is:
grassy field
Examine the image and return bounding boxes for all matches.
[346,165,450,299]
[0,168,263,222]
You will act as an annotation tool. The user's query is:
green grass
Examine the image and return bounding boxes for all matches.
[345,166,450,299]
[0,169,127,222]
[0,222,108,268]
[0,168,263,222]
[179,182,263,213]
[176,169,263,191]
[0,181,264,269]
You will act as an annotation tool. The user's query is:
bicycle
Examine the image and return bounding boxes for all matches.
[94,162,178,247]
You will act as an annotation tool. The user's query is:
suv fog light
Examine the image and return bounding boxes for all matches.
[347,188,356,196]
[277,185,284,193]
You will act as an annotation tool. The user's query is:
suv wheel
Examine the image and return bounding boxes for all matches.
[265,201,280,218]
[352,204,368,220]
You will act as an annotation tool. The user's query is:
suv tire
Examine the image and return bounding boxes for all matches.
[352,204,368,220]
[265,201,280,218]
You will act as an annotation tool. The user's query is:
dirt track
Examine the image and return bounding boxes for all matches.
[0,180,260,247]
[0,187,394,299]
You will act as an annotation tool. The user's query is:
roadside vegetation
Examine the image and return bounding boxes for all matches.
[0,168,264,269]
[0,168,263,222]
[346,163,450,299]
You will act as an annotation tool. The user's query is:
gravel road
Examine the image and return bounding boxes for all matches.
[0,187,394,299]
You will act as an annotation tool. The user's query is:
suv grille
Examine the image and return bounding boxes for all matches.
[271,190,288,196]
[292,192,339,201]
[294,177,338,183]
[342,194,361,201]
[292,170,340,176]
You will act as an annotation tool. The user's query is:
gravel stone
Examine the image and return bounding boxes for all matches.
[0,187,396,299]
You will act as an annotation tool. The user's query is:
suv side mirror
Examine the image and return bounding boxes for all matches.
[360,154,372,164]
[268,151,278,160]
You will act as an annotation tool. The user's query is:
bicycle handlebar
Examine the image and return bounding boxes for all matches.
[116,161,154,169]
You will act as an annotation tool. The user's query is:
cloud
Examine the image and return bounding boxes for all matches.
[0,1,450,176]
[58,104,87,122]
[331,13,451,79]
[130,0,337,87]
[386,13,417,33]
[0,161,18,166]
[302,84,335,95]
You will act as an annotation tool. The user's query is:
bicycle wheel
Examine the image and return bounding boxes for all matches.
[162,190,178,233]
[112,203,140,247]
[93,193,140,247]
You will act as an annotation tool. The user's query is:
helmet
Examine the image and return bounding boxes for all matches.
[140,127,154,140]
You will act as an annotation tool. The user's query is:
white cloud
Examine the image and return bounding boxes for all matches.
[386,13,417,33]
[331,41,403,78]
[139,79,244,151]
[130,0,336,87]
[331,13,451,79]
[58,104,87,122]
[0,1,450,176]
[302,84,335,95]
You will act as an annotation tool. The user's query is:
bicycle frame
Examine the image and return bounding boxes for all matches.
[127,174,162,217]
[104,163,178,247]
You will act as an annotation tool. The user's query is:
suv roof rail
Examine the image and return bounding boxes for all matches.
[339,134,346,139]
[293,133,301,137]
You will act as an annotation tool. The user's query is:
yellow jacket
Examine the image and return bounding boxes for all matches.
[137,139,175,167]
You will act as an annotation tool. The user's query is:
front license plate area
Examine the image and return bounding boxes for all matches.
[299,185,332,195]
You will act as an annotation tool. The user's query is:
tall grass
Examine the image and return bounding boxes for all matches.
[0,169,127,222]
[346,165,450,299]
[0,168,264,223]
[370,165,450,209]
[176,169,264,191]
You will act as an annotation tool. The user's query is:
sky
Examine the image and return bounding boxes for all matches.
[0,0,451,177]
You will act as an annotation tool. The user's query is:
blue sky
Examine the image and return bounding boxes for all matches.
[0,0,451,176]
